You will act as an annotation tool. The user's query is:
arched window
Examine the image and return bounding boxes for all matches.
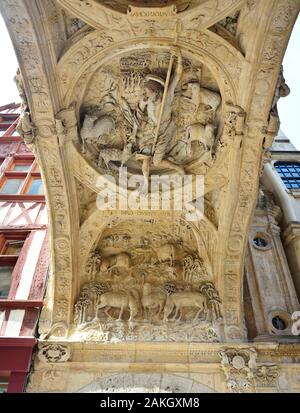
[275,162,300,189]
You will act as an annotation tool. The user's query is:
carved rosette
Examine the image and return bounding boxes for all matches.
[38,344,71,363]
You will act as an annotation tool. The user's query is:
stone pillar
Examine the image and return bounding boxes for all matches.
[244,190,300,340]
[282,223,300,300]
[262,163,300,300]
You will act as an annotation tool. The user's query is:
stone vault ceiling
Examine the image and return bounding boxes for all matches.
[0,0,299,347]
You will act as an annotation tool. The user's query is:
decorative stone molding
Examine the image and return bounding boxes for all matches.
[16,111,36,150]
[282,223,300,248]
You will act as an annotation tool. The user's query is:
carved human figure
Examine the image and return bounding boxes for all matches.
[134,47,184,186]
[17,111,36,154]
[82,48,223,184]
[101,47,184,188]
[14,69,28,110]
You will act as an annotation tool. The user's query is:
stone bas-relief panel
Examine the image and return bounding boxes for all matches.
[79,48,222,188]
[71,218,222,342]
[77,372,215,393]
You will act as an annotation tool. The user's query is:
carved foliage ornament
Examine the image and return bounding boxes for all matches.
[219,348,280,392]
[255,365,279,387]
[219,348,257,393]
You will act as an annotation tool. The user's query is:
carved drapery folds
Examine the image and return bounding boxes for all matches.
[1,0,299,350]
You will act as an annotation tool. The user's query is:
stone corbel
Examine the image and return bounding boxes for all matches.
[262,112,280,151]
[55,105,78,147]
[17,111,36,149]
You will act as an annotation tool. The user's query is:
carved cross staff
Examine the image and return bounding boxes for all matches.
[151,20,181,156]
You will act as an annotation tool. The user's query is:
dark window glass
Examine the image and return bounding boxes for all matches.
[272,316,286,331]
[275,163,300,189]
[253,237,268,248]
[0,266,13,298]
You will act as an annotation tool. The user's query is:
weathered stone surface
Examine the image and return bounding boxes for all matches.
[1,0,300,393]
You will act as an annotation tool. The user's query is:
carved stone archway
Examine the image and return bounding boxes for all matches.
[1,0,299,393]
[77,373,216,393]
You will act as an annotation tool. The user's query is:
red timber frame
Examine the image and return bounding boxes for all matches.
[0,103,49,393]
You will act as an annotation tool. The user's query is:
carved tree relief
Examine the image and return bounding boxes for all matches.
[73,217,222,342]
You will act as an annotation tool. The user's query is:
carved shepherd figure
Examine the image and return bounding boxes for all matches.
[163,291,207,322]
[96,289,140,321]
